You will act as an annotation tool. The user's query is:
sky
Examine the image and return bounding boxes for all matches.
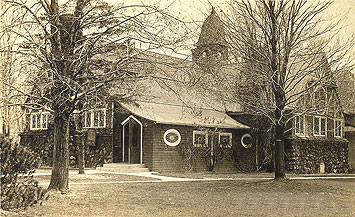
[113,0,355,66]
[20,0,355,73]
[119,0,355,36]
[23,0,355,40]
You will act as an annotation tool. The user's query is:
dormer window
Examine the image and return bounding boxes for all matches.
[83,108,106,128]
[313,87,327,113]
[30,112,50,130]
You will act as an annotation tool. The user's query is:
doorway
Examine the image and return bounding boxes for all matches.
[122,115,142,164]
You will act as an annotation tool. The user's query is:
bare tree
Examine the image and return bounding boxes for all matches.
[336,69,355,114]
[220,0,354,179]
[0,1,27,140]
[2,0,187,192]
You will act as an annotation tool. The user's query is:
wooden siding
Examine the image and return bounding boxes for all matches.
[147,123,256,172]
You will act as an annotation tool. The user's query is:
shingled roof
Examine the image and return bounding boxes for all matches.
[106,48,246,129]
[121,101,249,129]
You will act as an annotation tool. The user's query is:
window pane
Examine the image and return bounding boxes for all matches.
[314,117,319,135]
[295,117,299,133]
[94,111,99,127]
[295,116,304,134]
[321,118,326,136]
[194,133,207,148]
[85,112,91,128]
[36,114,41,129]
[335,120,342,137]
[42,114,48,129]
[98,111,105,127]
[32,114,36,129]
[220,135,231,148]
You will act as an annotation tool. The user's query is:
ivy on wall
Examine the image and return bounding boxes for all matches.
[285,139,349,174]
[20,133,113,168]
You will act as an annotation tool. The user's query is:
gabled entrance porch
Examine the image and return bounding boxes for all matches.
[120,115,143,164]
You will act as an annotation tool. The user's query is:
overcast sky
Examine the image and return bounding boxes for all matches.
[119,0,355,36]
[115,0,355,63]
[37,0,355,74]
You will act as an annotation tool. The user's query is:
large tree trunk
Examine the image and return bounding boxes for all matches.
[268,0,286,179]
[274,122,286,179]
[48,113,70,192]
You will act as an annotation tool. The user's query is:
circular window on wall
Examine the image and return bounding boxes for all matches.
[241,134,252,148]
[163,129,181,147]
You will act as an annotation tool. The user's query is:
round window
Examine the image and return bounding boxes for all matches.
[163,129,181,147]
[241,134,252,148]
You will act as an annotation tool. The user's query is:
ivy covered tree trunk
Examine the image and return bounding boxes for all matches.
[48,113,70,192]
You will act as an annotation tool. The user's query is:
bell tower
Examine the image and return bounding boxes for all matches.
[192,7,228,68]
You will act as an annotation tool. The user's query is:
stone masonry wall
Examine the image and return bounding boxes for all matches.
[285,138,349,174]
[20,130,113,168]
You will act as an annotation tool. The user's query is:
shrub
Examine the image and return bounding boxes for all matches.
[0,137,47,211]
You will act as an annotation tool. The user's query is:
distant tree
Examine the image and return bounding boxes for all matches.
[2,0,187,192]
[336,70,355,114]
[220,0,354,179]
[0,1,26,140]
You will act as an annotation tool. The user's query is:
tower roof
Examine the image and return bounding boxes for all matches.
[196,7,227,47]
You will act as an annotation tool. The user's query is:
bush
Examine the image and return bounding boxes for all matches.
[1,137,47,211]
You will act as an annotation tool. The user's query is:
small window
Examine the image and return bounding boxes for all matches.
[313,87,327,112]
[241,134,252,148]
[202,50,208,58]
[313,116,327,136]
[30,112,50,130]
[83,108,106,128]
[334,119,343,138]
[294,115,305,136]
[219,133,232,148]
[193,131,208,148]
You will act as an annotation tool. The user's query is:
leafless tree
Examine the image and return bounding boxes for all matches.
[219,0,354,179]
[1,0,188,192]
[0,1,27,140]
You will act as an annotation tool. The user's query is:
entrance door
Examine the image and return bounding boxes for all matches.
[122,117,142,164]
[130,122,140,163]
[123,124,129,162]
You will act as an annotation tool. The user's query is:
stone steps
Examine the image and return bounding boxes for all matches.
[96,163,150,173]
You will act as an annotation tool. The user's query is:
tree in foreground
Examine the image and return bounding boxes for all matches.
[2,0,186,192]
[221,0,354,178]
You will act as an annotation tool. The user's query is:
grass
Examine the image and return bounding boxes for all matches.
[3,173,355,217]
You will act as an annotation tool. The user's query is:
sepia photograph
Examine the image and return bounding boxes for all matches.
[1,0,355,216]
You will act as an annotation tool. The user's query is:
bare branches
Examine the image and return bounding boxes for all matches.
[221,0,353,125]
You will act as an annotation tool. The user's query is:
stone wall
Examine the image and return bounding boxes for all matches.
[20,129,113,168]
[346,133,355,172]
[285,138,349,174]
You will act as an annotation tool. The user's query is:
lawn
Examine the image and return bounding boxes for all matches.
[3,173,355,217]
